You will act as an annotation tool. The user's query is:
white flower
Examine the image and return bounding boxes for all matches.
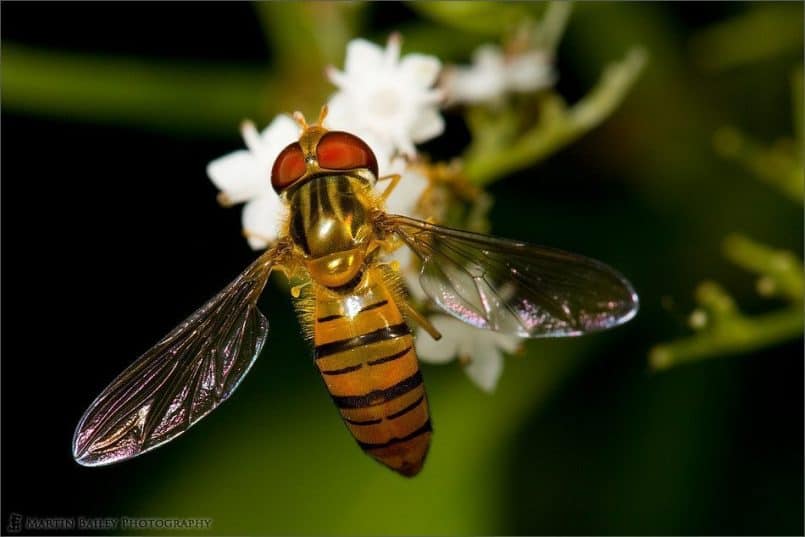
[326,34,445,160]
[442,44,555,105]
[415,314,522,392]
[207,115,298,250]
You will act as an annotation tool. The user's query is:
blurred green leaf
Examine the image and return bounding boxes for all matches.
[2,44,273,135]
[690,4,804,71]
[411,1,541,37]
[792,67,803,146]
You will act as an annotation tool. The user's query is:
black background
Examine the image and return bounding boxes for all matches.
[2,2,802,535]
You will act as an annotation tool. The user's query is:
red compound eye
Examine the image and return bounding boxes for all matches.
[271,142,306,192]
[316,132,378,177]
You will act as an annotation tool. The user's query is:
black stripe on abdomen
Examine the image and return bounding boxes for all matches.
[321,363,363,376]
[367,346,411,367]
[356,420,432,450]
[332,371,423,409]
[314,323,410,359]
[386,395,425,420]
[316,314,344,323]
[358,300,388,314]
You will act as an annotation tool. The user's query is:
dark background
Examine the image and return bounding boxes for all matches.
[2,2,802,535]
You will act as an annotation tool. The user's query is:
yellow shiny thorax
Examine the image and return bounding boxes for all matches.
[287,174,377,288]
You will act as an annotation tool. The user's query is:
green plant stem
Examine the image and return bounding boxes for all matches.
[713,126,804,204]
[535,1,573,56]
[2,44,272,135]
[464,47,647,186]
[410,1,541,37]
[649,305,803,371]
[723,234,804,302]
[690,4,804,71]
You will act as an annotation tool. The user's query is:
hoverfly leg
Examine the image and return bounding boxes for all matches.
[377,174,402,201]
[399,300,442,341]
[367,236,403,258]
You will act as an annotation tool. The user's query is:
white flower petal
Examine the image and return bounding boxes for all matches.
[464,340,503,393]
[392,133,418,159]
[474,44,504,67]
[383,33,402,68]
[506,52,555,92]
[381,155,409,177]
[324,92,351,127]
[400,54,442,88]
[415,315,462,363]
[409,107,445,144]
[494,332,523,355]
[326,67,351,91]
[206,150,267,204]
[442,43,555,105]
[240,121,263,155]
[444,67,506,104]
[241,194,284,250]
[344,39,385,77]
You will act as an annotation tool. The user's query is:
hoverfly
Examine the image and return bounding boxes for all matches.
[73,107,638,477]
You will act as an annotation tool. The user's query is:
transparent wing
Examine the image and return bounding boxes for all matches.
[385,214,638,338]
[73,248,282,466]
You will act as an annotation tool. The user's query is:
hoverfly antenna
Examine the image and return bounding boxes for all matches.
[293,111,309,132]
[317,104,329,127]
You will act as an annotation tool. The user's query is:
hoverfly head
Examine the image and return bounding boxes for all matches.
[271,105,378,195]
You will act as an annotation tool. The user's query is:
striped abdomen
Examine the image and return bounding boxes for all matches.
[313,268,431,477]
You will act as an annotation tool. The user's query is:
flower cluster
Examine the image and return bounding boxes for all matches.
[206,35,553,391]
[326,33,444,163]
[442,44,555,106]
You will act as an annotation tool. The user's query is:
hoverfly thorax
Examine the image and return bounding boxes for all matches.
[272,115,380,289]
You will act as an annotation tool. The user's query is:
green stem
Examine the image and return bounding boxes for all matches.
[464,47,647,186]
[649,306,803,370]
[536,1,573,55]
[713,126,804,204]
[723,234,804,302]
[254,2,358,116]
[690,4,804,71]
[2,44,272,134]
[410,1,540,37]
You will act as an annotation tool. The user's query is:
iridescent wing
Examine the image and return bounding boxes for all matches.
[73,248,283,466]
[385,214,638,338]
